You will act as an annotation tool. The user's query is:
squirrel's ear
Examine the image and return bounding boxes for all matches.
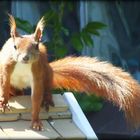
[8,14,20,38]
[34,16,45,42]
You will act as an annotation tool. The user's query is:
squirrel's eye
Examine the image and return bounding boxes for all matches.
[14,45,17,49]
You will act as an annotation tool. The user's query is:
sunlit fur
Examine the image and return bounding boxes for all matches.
[51,56,140,129]
[1,14,140,130]
[0,14,51,131]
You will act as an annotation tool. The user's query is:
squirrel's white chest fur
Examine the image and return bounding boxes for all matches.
[10,63,33,89]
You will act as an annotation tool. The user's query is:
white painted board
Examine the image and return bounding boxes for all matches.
[63,92,98,140]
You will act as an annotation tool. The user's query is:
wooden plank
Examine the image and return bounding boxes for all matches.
[0,120,60,139]
[0,114,19,122]
[48,119,86,139]
[21,111,71,120]
[0,94,69,121]
[6,94,68,113]
[4,94,68,113]
[0,128,8,139]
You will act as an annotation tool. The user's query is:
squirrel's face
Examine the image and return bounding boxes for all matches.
[12,36,40,63]
[8,14,45,64]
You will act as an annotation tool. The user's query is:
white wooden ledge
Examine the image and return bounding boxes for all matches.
[63,92,98,140]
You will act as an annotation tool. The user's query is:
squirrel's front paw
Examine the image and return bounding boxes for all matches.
[42,93,54,111]
[44,100,54,111]
[0,97,10,112]
[31,120,44,131]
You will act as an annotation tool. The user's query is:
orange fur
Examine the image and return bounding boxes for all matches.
[0,14,140,131]
[51,56,140,129]
[0,14,53,131]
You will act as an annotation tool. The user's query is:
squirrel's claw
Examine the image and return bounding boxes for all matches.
[0,102,11,113]
[0,97,11,113]
[42,93,54,111]
[44,101,54,112]
[31,120,44,131]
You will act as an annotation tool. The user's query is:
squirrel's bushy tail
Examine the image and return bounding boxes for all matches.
[50,56,140,128]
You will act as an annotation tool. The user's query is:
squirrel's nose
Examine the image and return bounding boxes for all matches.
[23,55,29,61]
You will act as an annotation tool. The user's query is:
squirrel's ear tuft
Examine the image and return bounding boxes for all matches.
[34,16,46,42]
[8,14,20,38]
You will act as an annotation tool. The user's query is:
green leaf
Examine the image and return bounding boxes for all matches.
[81,31,94,47]
[55,23,62,32]
[84,21,107,37]
[74,94,103,112]
[86,21,107,30]
[61,26,69,36]
[55,45,68,58]
[79,98,103,112]
[15,17,34,34]
[84,27,100,36]
[71,33,83,52]
[44,10,57,21]
[92,102,103,112]
[79,101,91,112]
[88,94,102,102]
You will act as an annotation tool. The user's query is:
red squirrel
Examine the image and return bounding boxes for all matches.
[0,14,140,131]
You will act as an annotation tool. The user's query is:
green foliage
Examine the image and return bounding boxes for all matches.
[15,17,34,34]
[74,93,103,112]
[15,1,107,113]
[71,33,83,52]
[52,89,104,112]
[15,2,107,58]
